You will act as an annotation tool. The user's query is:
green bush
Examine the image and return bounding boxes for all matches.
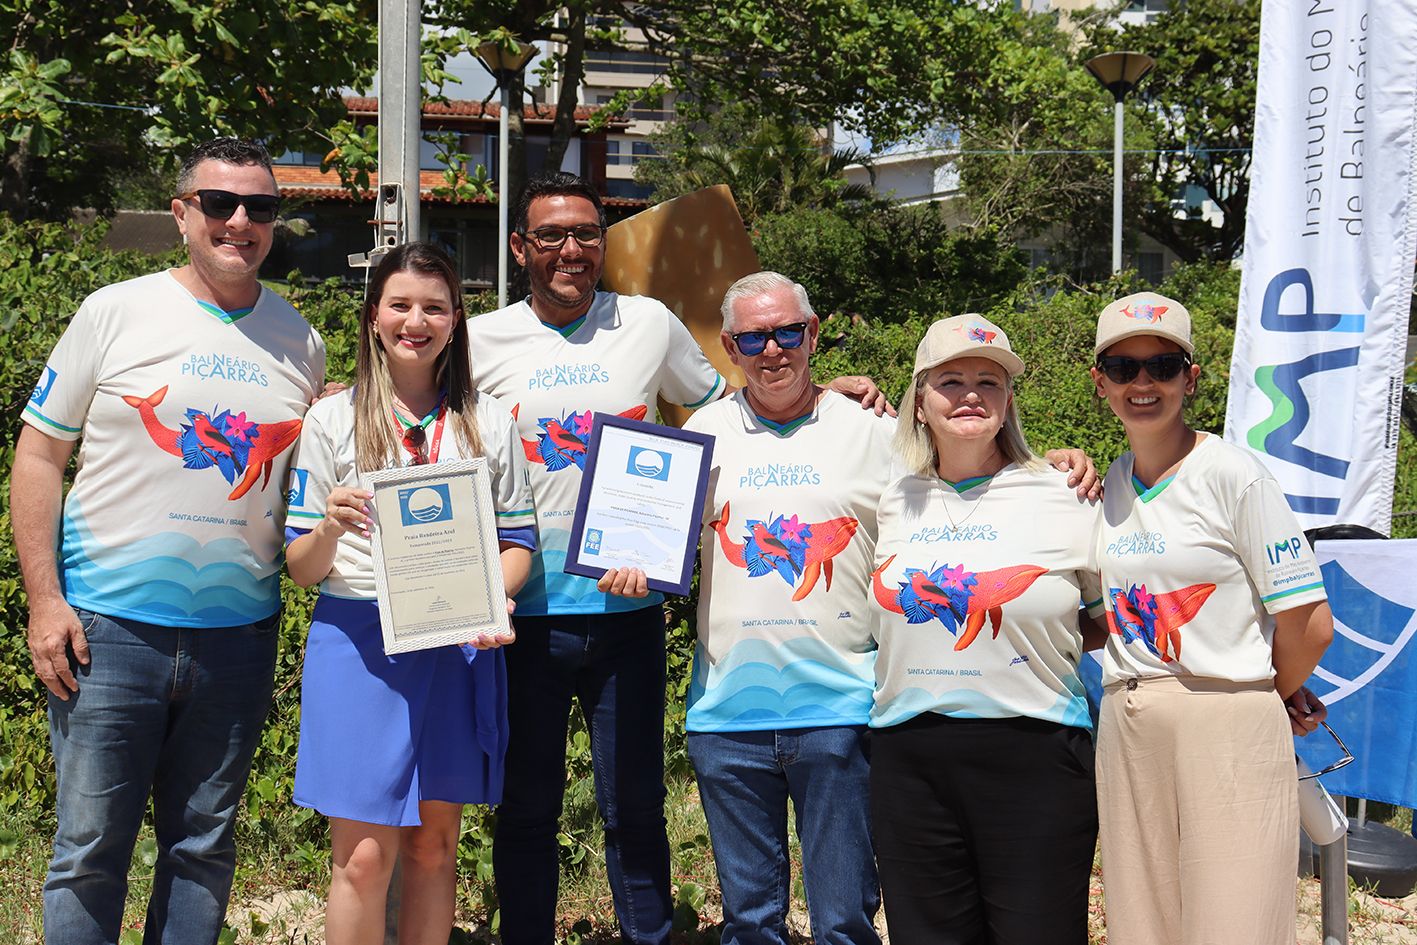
[753,204,1028,323]
[0,218,1412,933]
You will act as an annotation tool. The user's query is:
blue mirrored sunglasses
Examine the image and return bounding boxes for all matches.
[732,322,808,356]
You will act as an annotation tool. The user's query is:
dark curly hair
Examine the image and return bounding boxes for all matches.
[175,138,276,195]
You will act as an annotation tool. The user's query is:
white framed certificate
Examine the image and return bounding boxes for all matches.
[364,458,510,654]
[564,414,715,595]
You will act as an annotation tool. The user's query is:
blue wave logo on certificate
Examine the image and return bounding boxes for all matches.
[627,446,671,481]
[398,484,453,526]
[584,528,603,555]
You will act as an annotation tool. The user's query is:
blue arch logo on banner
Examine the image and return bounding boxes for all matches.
[1079,541,1417,809]
[1297,542,1417,809]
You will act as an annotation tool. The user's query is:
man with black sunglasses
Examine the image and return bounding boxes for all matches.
[12,137,323,944]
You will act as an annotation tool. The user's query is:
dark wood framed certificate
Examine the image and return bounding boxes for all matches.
[365,458,510,654]
[564,414,715,596]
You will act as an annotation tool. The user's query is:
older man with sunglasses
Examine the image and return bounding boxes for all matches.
[674,271,896,945]
[12,138,323,944]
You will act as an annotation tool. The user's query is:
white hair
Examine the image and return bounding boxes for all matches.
[720,271,815,331]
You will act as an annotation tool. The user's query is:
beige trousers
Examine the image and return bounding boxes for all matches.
[1096,675,1299,945]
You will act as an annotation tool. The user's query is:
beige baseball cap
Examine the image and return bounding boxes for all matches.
[912,313,1025,378]
[1094,292,1193,355]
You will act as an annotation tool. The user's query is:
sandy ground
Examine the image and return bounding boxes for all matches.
[225,875,1417,944]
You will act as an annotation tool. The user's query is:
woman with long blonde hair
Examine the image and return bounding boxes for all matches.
[284,242,535,944]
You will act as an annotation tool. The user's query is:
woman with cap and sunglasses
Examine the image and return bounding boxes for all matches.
[1089,292,1333,945]
[868,314,1107,945]
[282,243,536,945]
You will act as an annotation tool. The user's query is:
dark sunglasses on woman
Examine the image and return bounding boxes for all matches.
[177,189,282,224]
[731,322,808,356]
[1095,352,1191,384]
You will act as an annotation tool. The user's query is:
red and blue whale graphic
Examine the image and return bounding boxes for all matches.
[709,500,858,601]
[1106,582,1215,662]
[123,386,302,501]
[511,403,648,473]
[872,555,1047,651]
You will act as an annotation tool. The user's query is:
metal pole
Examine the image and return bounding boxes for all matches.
[497,84,511,309]
[376,0,420,248]
[1112,98,1124,274]
[1319,834,1350,945]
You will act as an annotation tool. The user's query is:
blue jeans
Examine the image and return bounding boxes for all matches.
[687,726,881,945]
[493,606,672,945]
[44,608,279,945]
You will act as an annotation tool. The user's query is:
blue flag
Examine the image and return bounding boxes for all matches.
[1297,541,1417,809]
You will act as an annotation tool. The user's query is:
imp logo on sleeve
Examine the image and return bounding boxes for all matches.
[399,484,453,526]
[627,446,671,481]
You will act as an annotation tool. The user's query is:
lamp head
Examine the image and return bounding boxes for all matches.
[476,39,537,85]
[1085,51,1156,103]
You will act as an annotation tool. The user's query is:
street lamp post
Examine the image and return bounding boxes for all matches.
[1085,51,1156,274]
[476,39,537,308]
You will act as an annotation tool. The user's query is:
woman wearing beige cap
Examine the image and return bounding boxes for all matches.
[1090,291,1333,944]
[868,313,1107,945]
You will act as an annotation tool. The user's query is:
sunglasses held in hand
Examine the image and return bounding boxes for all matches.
[177,189,282,224]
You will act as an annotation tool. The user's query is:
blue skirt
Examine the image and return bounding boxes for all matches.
[293,594,508,826]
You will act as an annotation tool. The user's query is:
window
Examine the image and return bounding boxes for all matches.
[583,49,667,76]
[270,149,320,166]
[605,178,653,200]
[1138,251,1165,286]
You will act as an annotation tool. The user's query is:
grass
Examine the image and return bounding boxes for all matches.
[4,777,1417,944]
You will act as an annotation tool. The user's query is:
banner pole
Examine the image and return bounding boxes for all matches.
[1320,833,1349,945]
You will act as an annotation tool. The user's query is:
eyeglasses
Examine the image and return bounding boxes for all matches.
[176,189,282,224]
[731,322,808,357]
[402,425,428,465]
[523,224,606,249]
[1299,722,1354,781]
[1095,352,1191,384]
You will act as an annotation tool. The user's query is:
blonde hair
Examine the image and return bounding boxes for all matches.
[354,243,483,472]
[892,369,1041,477]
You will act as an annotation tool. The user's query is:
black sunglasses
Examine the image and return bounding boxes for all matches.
[523,224,606,249]
[402,425,428,465]
[1096,352,1191,384]
[732,322,808,356]
[1299,722,1355,781]
[177,189,282,224]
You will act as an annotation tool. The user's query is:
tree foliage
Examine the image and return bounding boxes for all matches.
[637,105,875,224]
[1104,0,1261,262]
[1,0,377,217]
[752,204,1028,323]
[950,7,1147,281]
[427,0,1039,214]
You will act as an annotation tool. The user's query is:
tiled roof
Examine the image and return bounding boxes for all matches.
[274,168,646,208]
[342,95,622,126]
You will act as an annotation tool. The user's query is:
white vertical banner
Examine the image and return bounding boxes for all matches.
[1225,0,1417,534]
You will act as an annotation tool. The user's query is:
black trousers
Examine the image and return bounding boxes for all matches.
[868,713,1098,945]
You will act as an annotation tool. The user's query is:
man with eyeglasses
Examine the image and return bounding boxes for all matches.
[12,137,323,944]
[468,170,905,945]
